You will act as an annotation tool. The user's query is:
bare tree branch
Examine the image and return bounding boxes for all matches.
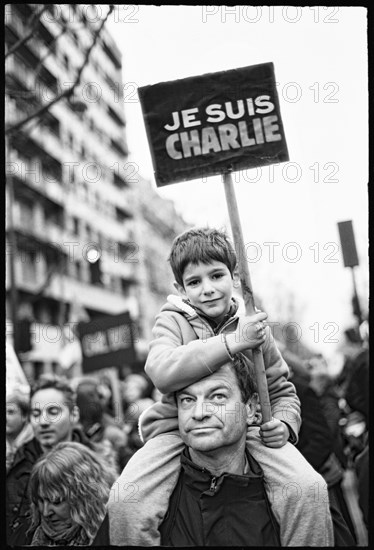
[6,5,114,136]
[5,5,50,59]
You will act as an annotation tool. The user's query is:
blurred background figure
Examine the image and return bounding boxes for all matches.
[121,373,154,425]
[119,373,154,467]
[118,395,155,468]
[344,321,369,429]
[293,355,357,544]
[75,377,127,473]
[97,375,117,420]
[342,320,369,530]
[6,388,33,473]
[307,354,348,471]
[121,373,151,408]
[27,441,116,546]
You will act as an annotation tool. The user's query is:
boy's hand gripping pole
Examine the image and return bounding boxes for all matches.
[223,171,272,423]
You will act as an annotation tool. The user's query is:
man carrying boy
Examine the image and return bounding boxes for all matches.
[106,227,334,546]
[159,354,281,546]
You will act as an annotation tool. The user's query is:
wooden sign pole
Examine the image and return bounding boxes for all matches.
[223,170,272,423]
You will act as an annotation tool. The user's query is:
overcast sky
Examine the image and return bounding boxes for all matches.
[105,5,368,364]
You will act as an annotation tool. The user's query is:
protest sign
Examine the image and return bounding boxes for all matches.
[77,311,137,373]
[138,62,288,186]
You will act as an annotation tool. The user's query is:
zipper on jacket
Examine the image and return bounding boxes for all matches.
[210,476,217,493]
[216,316,238,336]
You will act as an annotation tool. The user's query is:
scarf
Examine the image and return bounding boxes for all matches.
[31,519,90,546]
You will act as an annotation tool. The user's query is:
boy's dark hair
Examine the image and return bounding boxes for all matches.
[30,374,76,411]
[168,227,237,287]
[231,352,258,403]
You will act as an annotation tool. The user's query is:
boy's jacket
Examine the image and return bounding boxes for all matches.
[140,295,301,442]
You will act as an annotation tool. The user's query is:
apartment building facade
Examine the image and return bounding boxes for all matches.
[5,4,188,380]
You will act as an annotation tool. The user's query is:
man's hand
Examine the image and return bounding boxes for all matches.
[259,418,289,448]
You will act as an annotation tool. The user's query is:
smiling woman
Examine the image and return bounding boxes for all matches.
[27,442,115,546]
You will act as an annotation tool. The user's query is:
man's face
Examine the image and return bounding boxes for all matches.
[6,401,26,437]
[177,365,255,454]
[176,261,236,324]
[30,388,78,451]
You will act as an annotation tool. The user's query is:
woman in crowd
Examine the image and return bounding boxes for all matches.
[27,441,116,546]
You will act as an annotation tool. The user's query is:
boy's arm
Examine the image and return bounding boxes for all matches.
[145,312,232,394]
[261,327,301,441]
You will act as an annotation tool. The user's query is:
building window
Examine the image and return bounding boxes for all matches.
[75,261,81,280]
[120,277,131,297]
[115,206,131,223]
[70,30,79,47]
[20,248,38,284]
[62,54,69,70]
[72,216,79,235]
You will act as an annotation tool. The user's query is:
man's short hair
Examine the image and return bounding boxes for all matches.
[168,227,237,287]
[230,353,258,403]
[30,374,76,411]
[175,353,257,404]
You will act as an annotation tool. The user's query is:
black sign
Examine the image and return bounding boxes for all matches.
[138,62,289,187]
[337,220,359,268]
[77,311,137,373]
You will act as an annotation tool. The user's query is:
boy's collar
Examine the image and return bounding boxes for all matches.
[188,298,239,330]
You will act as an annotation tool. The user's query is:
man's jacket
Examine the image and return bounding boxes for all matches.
[159,447,280,546]
[141,295,301,442]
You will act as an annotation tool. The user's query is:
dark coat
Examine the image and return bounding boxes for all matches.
[345,348,369,425]
[6,437,42,545]
[6,427,94,546]
[293,374,333,470]
[159,447,280,546]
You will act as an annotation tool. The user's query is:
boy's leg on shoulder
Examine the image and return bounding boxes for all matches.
[247,427,334,547]
[107,432,184,545]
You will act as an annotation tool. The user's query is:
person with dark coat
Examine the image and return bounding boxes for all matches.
[6,374,115,546]
[291,368,357,545]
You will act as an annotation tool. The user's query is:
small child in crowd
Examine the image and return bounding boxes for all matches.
[106,228,334,546]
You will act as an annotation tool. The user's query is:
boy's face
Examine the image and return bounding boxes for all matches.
[175,260,237,323]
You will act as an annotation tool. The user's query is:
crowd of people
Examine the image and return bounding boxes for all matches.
[6,227,368,546]
[5,371,155,545]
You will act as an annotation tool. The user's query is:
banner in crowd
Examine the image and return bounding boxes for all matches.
[77,311,137,373]
[138,62,289,186]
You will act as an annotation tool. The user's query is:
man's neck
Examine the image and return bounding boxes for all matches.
[189,441,247,477]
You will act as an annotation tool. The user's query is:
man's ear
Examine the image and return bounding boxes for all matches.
[232,265,240,289]
[174,281,187,298]
[245,393,262,426]
[70,405,80,425]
